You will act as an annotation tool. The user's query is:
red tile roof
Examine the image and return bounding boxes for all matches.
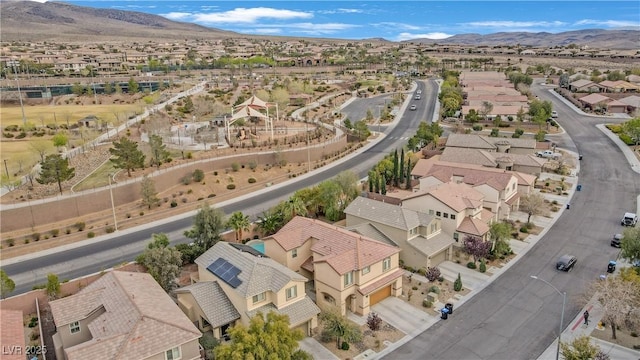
[358,268,404,295]
[0,309,24,360]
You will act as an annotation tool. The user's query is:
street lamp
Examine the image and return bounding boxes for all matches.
[108,174,118,231]
[530,275,566,360]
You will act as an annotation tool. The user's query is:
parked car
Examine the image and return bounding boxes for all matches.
[611,233,623,248]
[556,255,577,271]
[410,105,417,111]
[551,111,558,118]
[536,150,562,160]
[621,212,638,226]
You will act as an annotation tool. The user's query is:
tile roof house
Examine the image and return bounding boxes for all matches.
[49,271,201,360]
[410,158,535,220]
[263,217,402,316]
[0,309,25,360]
[439,147,546,176]
[569,79,603,93]
[444,133,537,155]
[402,181,492,242]
[186,242,320,338]
[344,196,454,270]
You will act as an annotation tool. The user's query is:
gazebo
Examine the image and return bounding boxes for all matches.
[225,95,278,142]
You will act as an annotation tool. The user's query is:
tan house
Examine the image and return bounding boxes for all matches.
[187,242,320,337]
[49,271,202,360]
[444,134,537,155]
[344,196,454,270]
[0,309,25,360]
[263,216,403,316]
[439,147,546,175]
[402,181,492,243]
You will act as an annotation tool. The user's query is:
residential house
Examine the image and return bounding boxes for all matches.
[263,217,402,316]
[598,80,640,93]
[344,196,454,270]
[618,95,640,114]
[569,79,602,93]
[402,181,492,243]
[185,242,320,337]
[49,271,202,360]
[578,93,627,113]
[439,147,546,175]
[444,133,537,155]
[0,309,25,360]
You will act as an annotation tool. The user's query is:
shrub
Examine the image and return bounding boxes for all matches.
[467,262,477,269]
[139,211,144,216]
[248,177,256,183]
[426,266,441,282]
[428,285,440,294]
[181,197,188,203]
[208,193,216,198]
[519,226,529,233]
[186,152,193,159]
[32,232,41,241]
[231,162,240,172]
[454,273,463,292]
[479,260,487,273]
[65,228,71,234]
[193,169,205,182]
[412,286,418,290]
[24,238,30,244]
[50,229,60,237]
[619,134,634,145]
[28,317,38,328]
[126,213,131,219]
[248,160,257,170]
[227,184,236,190]
[417,267,427,276]
[213,171,218,176]
[422,300,433,308]
[75,221,86,231]
[30,332,40,341]
[181,174,193,185]
[367,312,382,331]
[170,200,178,208]
[106,226,115,233]
[437,276,445,282]
[472,125,483,131]
[7,239,14,247]
[87,231,95,238]
[341,342,350,351]
[319,329,333,343]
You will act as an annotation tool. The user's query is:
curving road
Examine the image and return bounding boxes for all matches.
[384,83,639,359]
[3,81,436,295]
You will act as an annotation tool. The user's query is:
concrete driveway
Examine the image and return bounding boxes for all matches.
[438,261,491,291]
[372,297,434,335]
[299,337,339,360]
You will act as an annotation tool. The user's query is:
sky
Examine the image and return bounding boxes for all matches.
[30,1,640,41]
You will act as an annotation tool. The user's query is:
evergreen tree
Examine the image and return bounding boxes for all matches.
[405,160,412,190]
[148,134,170,169]
[140,175,160,209]
[128,77,139,94]
[399,148,405,184]
[36,154,75,194]
[184,203,226,254]
[109,137,145,177]
[0,270,15,299]
[381,175,387,195]
[392,149,399,187]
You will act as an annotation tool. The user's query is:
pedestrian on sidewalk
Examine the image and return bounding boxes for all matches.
[583,310,589,325]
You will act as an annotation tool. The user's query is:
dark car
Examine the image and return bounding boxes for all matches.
[611,233,623,248]
[556,255,577,271]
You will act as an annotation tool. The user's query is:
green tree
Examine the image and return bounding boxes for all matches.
[399,148,405,184]
[560,336,609,360]
[405,160,412,190]
[52,132,68,148]
[489,221,513,255]
[215,312,309,360]
[148,134,170,169]
[256,210,284,236]
[138,234,183,292]
[392,149,399,187]
[319,307,363,348]
[140,175,160,209]
[343,118,353,129]
[620,227,640,264]
[0,269,15,299]
[281,194,308,221]
[353,120,371,141]
[622,117,640,146]
[227,211,251,243]
[184,203,225,253]
[453,273,463,291]
[36,154,75,194]
[519,192,546,223]
[128,77,139,94]
[46,273,61,300]
[110,137,145,177]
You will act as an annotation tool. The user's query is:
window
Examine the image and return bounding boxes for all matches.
[436,211,442,217]
[252,292,266,304]
[286,286,297,300]
[453,233,459,242]
[409,227,417,235]
[201,316,211,328]
[70,321,80,334]
[362,266,370,275]
[344,271,354,286]
[165,346,181,360]
[451,214,456,220]
[443,213,449,218]
[383,257,391,271]
[291,248,298,258]
[428,209,434,215]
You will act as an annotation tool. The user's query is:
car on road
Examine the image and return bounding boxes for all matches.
[611,233,623,248]
[409,105,417,111]
[556,254,577,271]
[551,110,558,118]
[621,212,638,226]
[414,95,421,100]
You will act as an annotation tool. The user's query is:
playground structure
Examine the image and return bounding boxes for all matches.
[226,95,278,144]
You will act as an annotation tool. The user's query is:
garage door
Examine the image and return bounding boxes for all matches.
[293,321,309,336]
[370,285,391,306]
[431,249,447,266]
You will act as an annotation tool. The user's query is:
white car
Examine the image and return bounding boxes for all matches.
[409,105,417,111]
[551,111,558,118]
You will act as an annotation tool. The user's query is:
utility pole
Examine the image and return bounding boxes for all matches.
[13,63,27,125]
[4,159,9,178]
[108,174,118,231]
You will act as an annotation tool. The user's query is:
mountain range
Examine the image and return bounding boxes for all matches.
[1,0,638,49]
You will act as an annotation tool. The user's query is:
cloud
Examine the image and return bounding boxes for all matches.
[574,19,640,28]
[251,28,283,35]
[373,22,423,31]
[162,7,313,24]
[395,32,453,41]
[318,8,364,14]
[233,22,358,35]
[163,12,192,21]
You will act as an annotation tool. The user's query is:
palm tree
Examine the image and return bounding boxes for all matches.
[256,210,283,236]
[227,211,251,243]
[282,195,308,221]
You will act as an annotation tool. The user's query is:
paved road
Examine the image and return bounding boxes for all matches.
[2,81,436,295]
[384,83,639,359]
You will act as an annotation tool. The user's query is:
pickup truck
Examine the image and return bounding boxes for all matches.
[536,150,562,159]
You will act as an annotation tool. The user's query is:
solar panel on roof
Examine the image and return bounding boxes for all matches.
[206,257,243,288]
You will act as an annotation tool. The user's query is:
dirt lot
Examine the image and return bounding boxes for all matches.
[591,324,640,351]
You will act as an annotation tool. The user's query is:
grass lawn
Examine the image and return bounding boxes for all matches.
[72,161,117,191]
[0,103,142,128]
